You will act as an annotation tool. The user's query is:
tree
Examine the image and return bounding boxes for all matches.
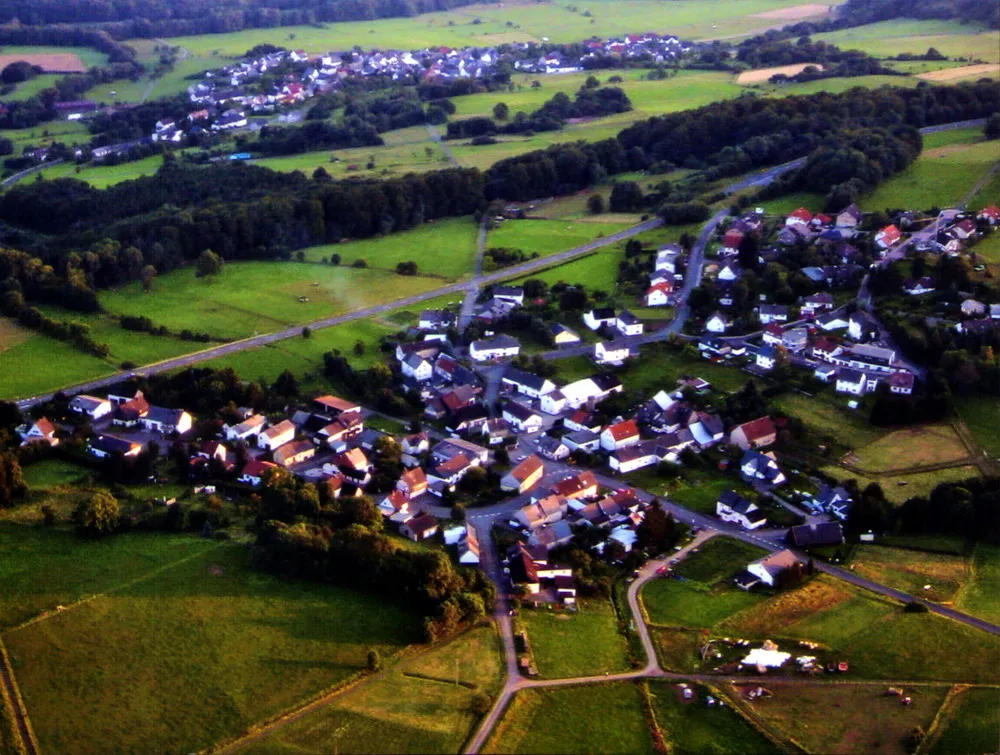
[367,648,382,672]
[492,102,510,121]
[195,249,223,278]
[140,264,157,292]
[584,75,600,89]
[0,452,27,509]
[301,326,311,338]
[587,193,605,214]
[353,339,366,356]
[74,490,120,536]
[609,181,644,212]
[985,113,1000,140]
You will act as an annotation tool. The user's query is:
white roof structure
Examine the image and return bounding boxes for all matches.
[741,648,790,668]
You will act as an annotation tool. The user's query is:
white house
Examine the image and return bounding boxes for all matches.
[716,490,767,530]
[551,323,581,345]
[758,304,789,325]
[746,550,802,587]
[835,368,867,396]
[402,352,434,382]
[69,394,113,420]
[600,419,640,452]
[140,407,193,435]
[705,312,731,333]
[225,414,266,442]
[594,339,631,365]
[848,311,879,342]
[502,402,544,433]
[616,310,644,337]
[502,367,556,398]
[469,335,520,361]
[238,459,277,486]
[19,418,58,447]
[740,450,786,486]
[644,281,673,307]
[755,346,778,371]
[609,439,660,474]
[583,308,616,331]
[258,419,296,451]
[718,261,741,282]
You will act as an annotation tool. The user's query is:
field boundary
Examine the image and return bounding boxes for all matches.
[0,640,38,755]
[915,684,964,755]
[718,683,807,755]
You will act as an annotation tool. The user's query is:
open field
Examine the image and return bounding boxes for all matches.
[918,63,1000,82]
[100,261,443,341]
[738,682,950,755]
[737,62,823,85]
[818,464,982,504]
[519,599,629,678]
[647,681,780,754]
[849,545,968,604]
[814,20,1000,64]
[487,218,634,260]
[0,318,31,352]
[0,49,95,73]
[35,154,167,188]
[512,248,621,289]
[771,393,884,450]
[0,329,115,401]
[235,625,503,755]
[848,423,968,472]
[954,394,1000,459]
[20,459,91,490]
[484,682,653,754]
[926,686,1000,755]
[4,541,419,755]
[300,216,479,280]
[956,544,1000,626]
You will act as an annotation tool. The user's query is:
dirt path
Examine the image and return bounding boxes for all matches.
[0,640,38,755]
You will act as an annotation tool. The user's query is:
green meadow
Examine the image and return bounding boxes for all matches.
[814,19,1000,63]
[487,217,635,259]
[518,600,630,678]
[0,326,116,400]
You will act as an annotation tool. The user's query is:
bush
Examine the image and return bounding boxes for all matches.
[903,601,929,613]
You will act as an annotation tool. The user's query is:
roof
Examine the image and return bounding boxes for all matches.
[242,459,277,477]
[503,367,551,392]
[589,373,622,392]
[400,467,427,489]
[617,309,641,325]
[262,419,295,439]
[789,522,844,547]
[587,307,616,320]
[31,418,56,437]
[605,419,639,442]
[434,453,473,476]
[754,549,801,576]
[144,406,187,425]
[504,401,539,422]
[274,440,314,460]
[70,394,109,411]
[90,434,140,455]
[788,207,812,222]
[314,394,360,413]
[733,416,775,443]
[405,512,438,536]
[550,322,580,339]
[718,489,755,514]
[472,334,520,351]
[552,471,598,498]
[509,454,544,482]
[335,447,368,469]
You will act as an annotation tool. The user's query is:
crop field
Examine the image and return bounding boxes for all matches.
[301,215,479,280]
[484,682,653,754]
[646,681,780,754]
[926,687,1000,755]
[3,540,419,755]
[847,423,969,473]
[956,544,1000,626]
[518,599,629,678]
[818,464,982,504]
[235,625,503,755]
[918,63,1000,82]
[849,545,969,604]
[0,330,115,400]
[0,46,108,71]
[100,261,443,341]
[814,20,1000,64]
[737,682,950,755]
[737,62,823,84]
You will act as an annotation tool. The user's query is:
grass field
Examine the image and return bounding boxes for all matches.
[0,45,109,70]
[301,216,479,280]
[771,393,884,450]
[956,544,1000,626]
[4,541,419,755]
[518,599,629,678]
[35,154,167,188]
[0,329,116,400]
[849,545,968,604]
[513,248,621,290]
[235,625,503,755]
[647,681,780,754]
[926,687,1000,755]
[821,464,982,504]
[100,261,443,341]
[954,394,1000,460]
[20,459,91,490]
[484,682,653,754]
[815,20,1000,63]
[487,218,635,260]
[848,423,969,473]
[739,682,950,755]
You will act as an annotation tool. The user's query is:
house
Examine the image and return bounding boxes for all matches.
[112,393,150,427]
[688,412,725,447]
[536,435,570,461]
[600,419,640,452]
[433,437,489,466]
[402,432,430,458]
[458,524,480,564]
[550,323,581,345]
[644,281,673,307]
[782,327,809,352]
[961,299,988,317]
[655,245,683,272]
[378,489,410,520]
[197,441,228,463]
[225,414,266,442]
[258,419,296,451]
[848,311,879,342]
[755,346,778,371]
[314,395,361,419]
[492,285,524,305]
[814,364,837,382]
[517,495,568,530]
[501,454,545,493]
[801,292,834,316]
[397,467,428,499]
[20,418,58,447]
[729,417,777,450]
[949,218,977,240]
[818,311,850,331]
[835,204,862,228]
[616,310,644,337]
[976,205,1000,224]
[469,335,520,361]
[789,522,844,548]
[835,368,867,396]
[563,429,601,454]
[551,471,599,500]
[88,434,143,459]
[718,261,741,282]
[740,450,786,486]
[722,229,744,254]
[888,371,915,395]
[502,368,556,398]
[762,324,784,346]
[238,459,277,486]
[402,352,434,381]
[594,339,632,365]
[583,307,616,331]
[503,402,544,433]
[758,304,789,325]
[401,512,439,542]
[140,407,193,435]
[903,277,935,296]
[273,440,316,467]
[785,207,812,227]
[705,312,732,334]
[874,224,902,250]
[745,550,803,588]
[69,394,113,420]
[716,490,767,530]
[418,309,456,331]
[609,439,661,473]
[815,484,853,520]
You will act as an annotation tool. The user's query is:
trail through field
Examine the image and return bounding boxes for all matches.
[0,640,38,755]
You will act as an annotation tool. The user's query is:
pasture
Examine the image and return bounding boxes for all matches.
[36,154,167,188]
[926,687,1000,755]
[518,599,630,678]
[814,19,1000,64]
[0,330,115,401]
[847,423,969,473]
[738,682,950,755]
[4,541,420,755]
[235,625,503,755]
[513,248,622,289]
[484,682,653,754]
[956,544,1000,625]
[818,464,982,504]
[646,681,780,754]
[100,261,443,341]
[955,395,1000,460]
[848,545,968,604]
[771,393,884,450]
[487,218,634,260]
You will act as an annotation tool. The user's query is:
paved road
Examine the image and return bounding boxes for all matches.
[459,218,490,331]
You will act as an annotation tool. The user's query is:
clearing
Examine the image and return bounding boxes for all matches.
[518,599,630,678]
[0,330,115,401]
[483,682,653,754]
[487,218,635,260]
[737,63,824,85]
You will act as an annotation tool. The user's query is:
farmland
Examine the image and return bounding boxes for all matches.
[736,682,950,755]
[0,329,115,401]
[483,682,653,754]
[847,424,969,473]
[771,393,884,450]
[814,19,1000,64]
[926,687,1000,755]
[0,46,108,71]
[849,545,968,604]
[487,218,635,261]
[818,464,982,505]
[3,538,420,755]
[518,599,630,678]
[956,544,1000,625]
[234,625,503,755]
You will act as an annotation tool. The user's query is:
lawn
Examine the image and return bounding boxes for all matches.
[484,682,653,755]
[771,393,884,450]
[0,329,116,400]
[954,393,1000,460]
[848,424,969,473]
[300,216,480,280]
[487,218,635,260]
[235,624,503,755]
[4,542,420,755]
[646,681,780,755]
[35,154,166,188]
[926,687,1000,755]
[818,464,982,504]
[814,19,1000,64]
[20,459,91,490]
[848,545,968,604]
[739,682,950,755]
[675,538,768,584]
[643,579,763,630]
[100,261,443,341]
[518,599,630,678]
[513,248,622,290]
[955,544,1000,626]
